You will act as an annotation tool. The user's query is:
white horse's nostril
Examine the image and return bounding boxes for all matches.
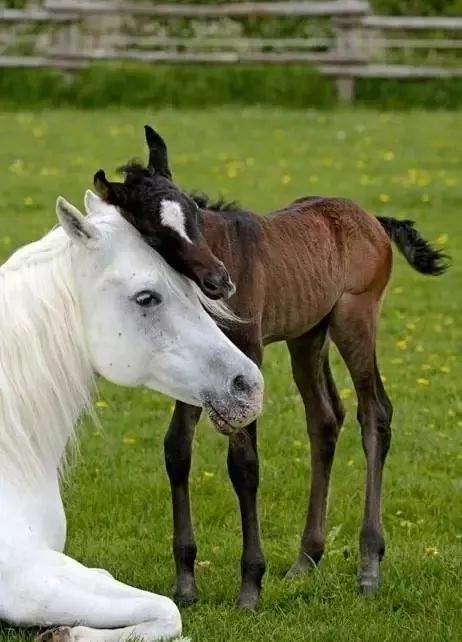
[231,374,252,396]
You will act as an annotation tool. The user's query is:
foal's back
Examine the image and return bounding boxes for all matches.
[210,196,392,344]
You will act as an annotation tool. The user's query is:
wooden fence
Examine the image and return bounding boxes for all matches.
[1,1,462,102]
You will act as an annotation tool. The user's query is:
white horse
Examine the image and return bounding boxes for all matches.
[0,191,263,642]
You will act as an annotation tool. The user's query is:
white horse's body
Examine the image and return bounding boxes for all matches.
[0,193,263,641]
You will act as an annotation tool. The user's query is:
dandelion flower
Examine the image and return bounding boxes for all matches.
[425,547,439,556]
[436,233,448,246]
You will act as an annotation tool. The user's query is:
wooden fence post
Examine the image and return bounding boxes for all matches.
[332,2,371,103]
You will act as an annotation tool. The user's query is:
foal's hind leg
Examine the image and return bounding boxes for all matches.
[330,292,393,595]
[164,401,202,605]
[285,321,345,578]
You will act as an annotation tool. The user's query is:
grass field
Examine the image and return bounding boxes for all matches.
[0,108,461,642]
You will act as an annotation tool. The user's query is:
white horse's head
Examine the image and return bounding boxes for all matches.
[56,191,263,434]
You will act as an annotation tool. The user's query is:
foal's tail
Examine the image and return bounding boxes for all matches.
[376,216,449,276]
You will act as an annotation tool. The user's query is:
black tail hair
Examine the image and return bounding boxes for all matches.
[376,216,449,276]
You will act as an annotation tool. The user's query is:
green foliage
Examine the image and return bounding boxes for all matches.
[2,64,462,109]
[0,107,460,642]
[371,0,462,16]
[0,65,336,109]
[128,0,462,12]
[357,77,462,109]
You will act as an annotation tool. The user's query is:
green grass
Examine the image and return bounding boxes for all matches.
[0,107,461,641]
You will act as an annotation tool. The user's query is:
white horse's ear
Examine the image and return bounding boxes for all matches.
[84,189,111,217]
[56,196,100,246]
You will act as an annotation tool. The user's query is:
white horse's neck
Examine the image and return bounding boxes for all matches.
[0,228,96,486]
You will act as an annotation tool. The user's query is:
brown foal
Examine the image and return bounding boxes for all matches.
[96,127,448,609]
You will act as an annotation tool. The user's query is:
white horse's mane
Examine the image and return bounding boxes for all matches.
[0,227,96,482]
[0,216,237,484]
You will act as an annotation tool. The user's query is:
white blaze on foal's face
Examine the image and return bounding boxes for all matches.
[55,192,263,426]
[159,199,192,243]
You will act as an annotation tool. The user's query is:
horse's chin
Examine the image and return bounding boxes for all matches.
[201,398,259,436]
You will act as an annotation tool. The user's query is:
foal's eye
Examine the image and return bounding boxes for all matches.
[133,290,162,307]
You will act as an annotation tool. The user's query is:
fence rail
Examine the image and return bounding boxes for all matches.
[1,0,462,102]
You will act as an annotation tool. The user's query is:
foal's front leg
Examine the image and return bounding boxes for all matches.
[228,420,266,609]
[226,339,265,609]
[164,401,202,605]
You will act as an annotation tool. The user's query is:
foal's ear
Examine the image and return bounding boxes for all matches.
[56,196,100,247]
[94,169,127,207]
[144,124,172,179]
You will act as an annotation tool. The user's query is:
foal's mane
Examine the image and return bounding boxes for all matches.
[0,229,96,483]
[190,192,262,243]
[189,192,243,214]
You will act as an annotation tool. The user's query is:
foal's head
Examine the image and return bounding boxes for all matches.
[94,125,234,300]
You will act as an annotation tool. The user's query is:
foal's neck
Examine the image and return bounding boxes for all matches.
[201,207,264,272]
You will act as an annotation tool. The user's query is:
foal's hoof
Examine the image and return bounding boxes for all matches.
[173,581,198,607]
[284,557,316,580]
[36,627,72,642]
[358,577,380,597]
[236,585,260,610]
[358,556,380,597]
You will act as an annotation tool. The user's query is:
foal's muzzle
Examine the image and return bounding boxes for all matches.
[201,265,236,300]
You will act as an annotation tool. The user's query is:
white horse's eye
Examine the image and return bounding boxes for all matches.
[134,290,162,307]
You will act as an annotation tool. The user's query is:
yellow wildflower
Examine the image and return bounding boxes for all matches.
[436,233,448,246]
[425,547,439,556]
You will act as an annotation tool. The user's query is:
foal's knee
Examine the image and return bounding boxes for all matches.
[227,438,259,494]
[164,437,191,485]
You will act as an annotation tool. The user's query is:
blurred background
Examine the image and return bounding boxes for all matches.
[1,0,462,109]
[0,3,461,642]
